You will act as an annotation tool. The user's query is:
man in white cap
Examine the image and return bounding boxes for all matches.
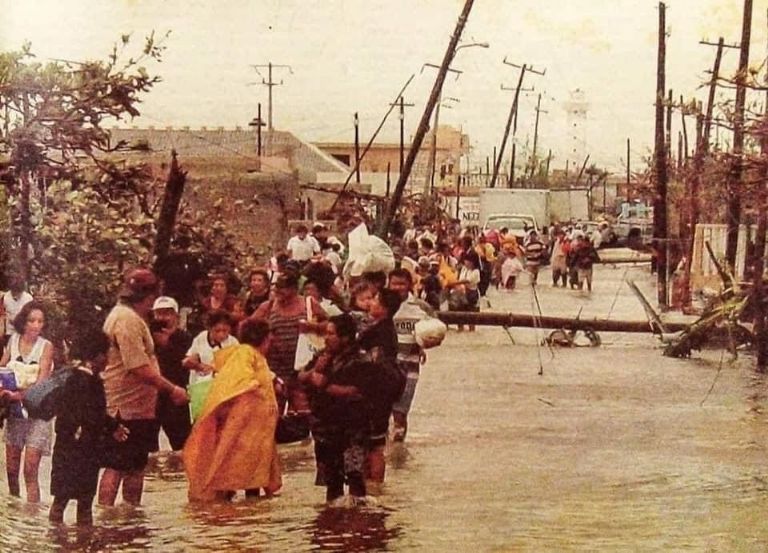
[150,296,194,452]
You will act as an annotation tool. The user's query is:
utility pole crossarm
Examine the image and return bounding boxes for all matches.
[249,62,293,131]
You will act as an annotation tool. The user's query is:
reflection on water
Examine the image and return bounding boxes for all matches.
[307,507,400,552]
[1,270,768,551]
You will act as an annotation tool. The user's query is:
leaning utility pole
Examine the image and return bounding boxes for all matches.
[379,0,476,236]
[725,0,753,271]
[249,62,293,131]
[653,2,669,308]
[491,60,542,189]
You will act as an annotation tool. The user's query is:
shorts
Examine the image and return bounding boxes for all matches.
[3,416,52,455]
[392,371,419,416]
[101,418,159,472]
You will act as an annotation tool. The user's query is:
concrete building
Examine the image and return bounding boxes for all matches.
[314,124,471,195]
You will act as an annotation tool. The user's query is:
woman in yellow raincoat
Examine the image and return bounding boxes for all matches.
[183,319,282,501]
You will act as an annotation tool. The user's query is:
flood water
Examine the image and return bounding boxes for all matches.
[1,263,767,551]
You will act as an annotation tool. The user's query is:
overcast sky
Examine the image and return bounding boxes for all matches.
[3,0,767,173]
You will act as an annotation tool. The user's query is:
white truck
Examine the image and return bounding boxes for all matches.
[479,188,550,233]
[550,188,590,223]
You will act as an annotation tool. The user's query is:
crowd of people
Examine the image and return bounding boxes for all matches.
[0,218,605,525]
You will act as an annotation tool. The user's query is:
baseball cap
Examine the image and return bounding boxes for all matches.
[152,296,179,313]
[118,268,159,299]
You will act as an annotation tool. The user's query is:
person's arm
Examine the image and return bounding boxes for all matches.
[35,341,53,382]
[131,362,188,405]
[0,344,9,367]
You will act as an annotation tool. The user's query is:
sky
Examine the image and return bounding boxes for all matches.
[3,0,767,173]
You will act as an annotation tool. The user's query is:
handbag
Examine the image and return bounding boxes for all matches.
[188,378,214,423]
[275,412,310,444]
[294,297,325,371]
[22,367,74,421]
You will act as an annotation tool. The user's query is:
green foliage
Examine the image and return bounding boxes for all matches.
[0,35,259,350]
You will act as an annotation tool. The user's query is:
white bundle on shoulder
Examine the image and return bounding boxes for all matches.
[343,223,395,278]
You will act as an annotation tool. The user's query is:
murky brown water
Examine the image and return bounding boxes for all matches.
[2,264,767,551]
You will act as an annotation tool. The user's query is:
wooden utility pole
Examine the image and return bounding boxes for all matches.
[491,61,541,189]
[626,138,631,201]
[510,142,517,187]
[754,9,768,372]
[390,96,415,173]
[725,0,753,270]
[249,62,292,131]
[654,2,669,308]
[379,0,475,236]
[530,92,548,178]
[666,89,673,161]
[354,112,361,184]
[330,74,415,212]
[679,95,689,160]
[248,103,266,158]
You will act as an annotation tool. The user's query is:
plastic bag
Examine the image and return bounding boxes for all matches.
[22,368,74,421]
[7,360,40,389]
[343,223,395,278]
[294,297,325,371]
[414,318,447,349]
[188,378,213,422]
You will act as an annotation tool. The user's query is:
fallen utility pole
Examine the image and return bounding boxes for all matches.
[491,60,543,189]
[437,310,690,333]
[653,1,669,308]
[725,0,753,271]
[379,0,476,237]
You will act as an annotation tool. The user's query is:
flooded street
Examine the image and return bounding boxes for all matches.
[2,263,768,551]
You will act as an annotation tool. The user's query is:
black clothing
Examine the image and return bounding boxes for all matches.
[51,369,116,499]
[155,329,193,387]
[244,291,270,317]
[420,273,443,311]
[155,329,194,450]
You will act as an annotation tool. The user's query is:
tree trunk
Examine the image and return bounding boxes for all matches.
[153,150,187,270]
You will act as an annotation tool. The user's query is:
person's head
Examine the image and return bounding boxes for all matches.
[419,237,434,252]
[13,300,46,338]
[461,236,473,250]
[361,271,387,291]
[406,239,419,254]
[295,224,308,238]
[282,259,302,278]
[463,252,479,270]
[369,288,403,321]
[118,268,160,314]
[8,274,25,295]
[152,296,180,330]
[274,274,300,304]
[388,268,413,300]
[429,259,440,274]
[325,314,357,353]
[249,269,270,295]
[70,330,110,373]
[210,274,228,300]
[206,309,233,344]
[239,318,271,353]
[302,279,322,301]
[312,223,327,238]
[351,281,376,312]
[529,230,539,240]
[417,256,431,274]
